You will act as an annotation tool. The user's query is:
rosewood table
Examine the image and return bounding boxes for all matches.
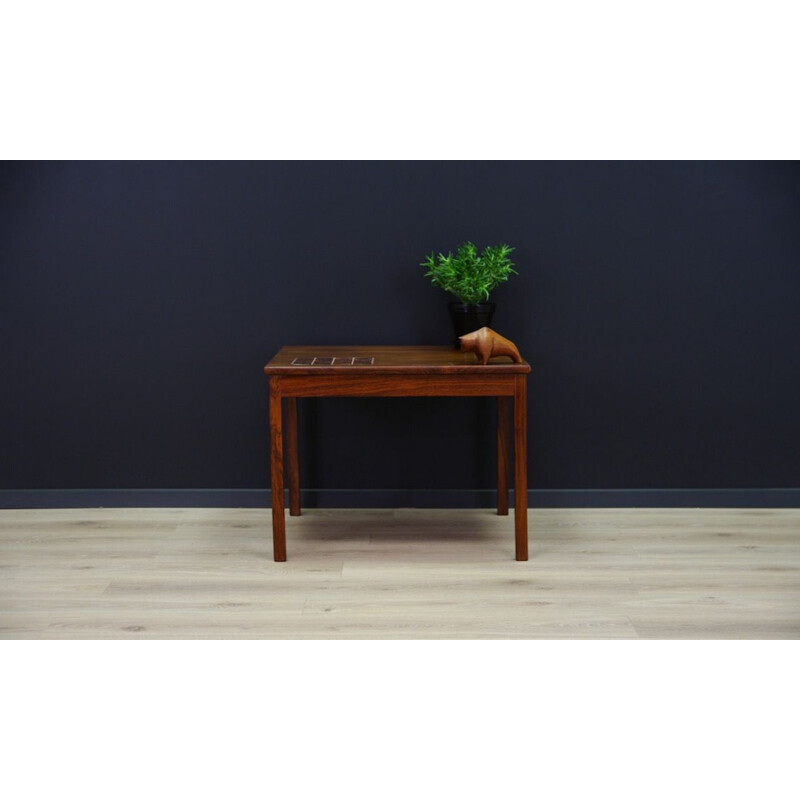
[263,346,531,561]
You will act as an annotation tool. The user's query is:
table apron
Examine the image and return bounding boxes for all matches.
[272,374,517,397]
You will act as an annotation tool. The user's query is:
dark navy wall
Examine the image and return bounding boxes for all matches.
[1,161,799,502]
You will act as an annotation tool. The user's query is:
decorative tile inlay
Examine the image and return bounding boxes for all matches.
[290,356,375,366]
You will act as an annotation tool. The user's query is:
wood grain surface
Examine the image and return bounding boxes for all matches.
[264,345,531,375]
[1,507,798,639]
[271,374,517,397]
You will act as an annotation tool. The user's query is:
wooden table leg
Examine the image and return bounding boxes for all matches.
[269,377,286,561]
[286,397,301,516]
[513,376,528,561]
[497,397,510,515]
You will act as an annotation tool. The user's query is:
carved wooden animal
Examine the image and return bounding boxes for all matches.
[459,327,522,365]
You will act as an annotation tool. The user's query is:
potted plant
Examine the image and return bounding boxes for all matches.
[421,241,517,346]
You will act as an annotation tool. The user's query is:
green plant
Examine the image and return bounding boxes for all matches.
[421,241,517,304]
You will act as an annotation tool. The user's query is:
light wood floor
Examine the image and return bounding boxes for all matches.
[1,507,798,639]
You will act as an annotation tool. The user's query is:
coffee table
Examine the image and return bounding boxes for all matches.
[263,345,531,561]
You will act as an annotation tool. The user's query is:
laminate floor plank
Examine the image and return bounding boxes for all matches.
[1,508,798,639]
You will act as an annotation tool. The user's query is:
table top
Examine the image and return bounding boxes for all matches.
[264,345,531,375]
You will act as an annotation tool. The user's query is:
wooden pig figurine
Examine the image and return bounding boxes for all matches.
[459,327,522,365]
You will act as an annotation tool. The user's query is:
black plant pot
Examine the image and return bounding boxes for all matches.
[448,302,496,348]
